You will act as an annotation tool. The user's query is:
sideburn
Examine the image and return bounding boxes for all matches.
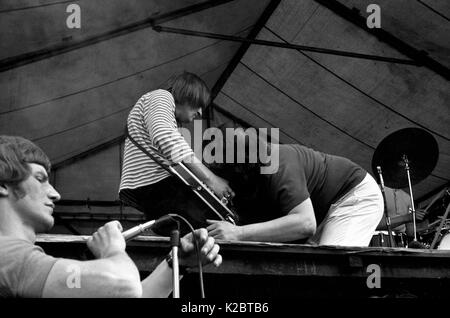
[10,184,26,199]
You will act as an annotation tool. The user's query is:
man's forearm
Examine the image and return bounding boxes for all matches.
[42,251,142,298]
[238,214,314,242]
[376,214,411,230]
[141,259,182,298]
[96,252,142,289]
[183,155,214,184]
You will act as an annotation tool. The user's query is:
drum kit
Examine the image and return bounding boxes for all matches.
[370,127,449,249]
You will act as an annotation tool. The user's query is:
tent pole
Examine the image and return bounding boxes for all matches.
[153,26,420,65]
[208,0,282,128]
[313,0,450,80]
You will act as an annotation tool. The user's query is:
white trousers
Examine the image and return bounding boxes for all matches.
[308,174,384,247]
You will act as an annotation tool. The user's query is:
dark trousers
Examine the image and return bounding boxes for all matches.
[120,177,214,232]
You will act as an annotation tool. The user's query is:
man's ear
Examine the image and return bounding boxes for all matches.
[0,184,9,197]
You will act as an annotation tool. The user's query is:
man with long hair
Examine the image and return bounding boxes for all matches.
[206,125,383,247]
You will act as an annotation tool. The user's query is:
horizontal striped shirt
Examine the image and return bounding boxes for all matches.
[119,89,194,193]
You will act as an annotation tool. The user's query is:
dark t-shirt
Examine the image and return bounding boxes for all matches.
[260,144,366,224]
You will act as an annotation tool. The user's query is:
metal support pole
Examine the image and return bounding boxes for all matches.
[403,155,418,242]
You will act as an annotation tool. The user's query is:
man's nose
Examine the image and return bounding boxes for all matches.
[48,184,61,202]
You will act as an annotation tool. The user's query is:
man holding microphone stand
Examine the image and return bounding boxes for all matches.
[0,135,222,298]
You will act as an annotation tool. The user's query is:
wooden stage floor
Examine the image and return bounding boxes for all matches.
[37,234,450,298]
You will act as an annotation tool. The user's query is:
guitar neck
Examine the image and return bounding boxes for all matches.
[170,163,236,224]
[137,142,236,223]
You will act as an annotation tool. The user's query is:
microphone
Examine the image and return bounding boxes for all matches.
[122,215,179,241]
[83,215,179,261]
[122,220,156,241]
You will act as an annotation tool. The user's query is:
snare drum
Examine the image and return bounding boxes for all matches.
[370,231,407,248]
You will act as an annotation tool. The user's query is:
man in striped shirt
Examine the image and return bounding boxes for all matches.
[119,72,234,228]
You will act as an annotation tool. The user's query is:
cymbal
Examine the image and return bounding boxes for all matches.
[372,128,439,188]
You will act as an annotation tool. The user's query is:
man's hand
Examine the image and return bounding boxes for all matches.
[206,220,242,240]
[207,175,235,200]
[87,221,126,259]
[414,209,427,222]
[178,228,222,268]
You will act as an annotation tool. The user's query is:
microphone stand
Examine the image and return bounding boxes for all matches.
[430,203,450,249]
[170,229,181,298]
[402,155,418,243]
[377,166,395,247]
[88,216,185,295]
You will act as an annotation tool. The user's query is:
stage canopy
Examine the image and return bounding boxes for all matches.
[0,0,448,228]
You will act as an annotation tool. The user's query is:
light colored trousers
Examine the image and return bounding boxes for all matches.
[308,174,384,247]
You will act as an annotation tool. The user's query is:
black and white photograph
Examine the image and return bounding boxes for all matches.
[0,0,449,306]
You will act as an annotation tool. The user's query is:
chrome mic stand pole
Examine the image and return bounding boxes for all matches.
[170,229,181,298]
[377,166,395,247]
[402,155,418,242]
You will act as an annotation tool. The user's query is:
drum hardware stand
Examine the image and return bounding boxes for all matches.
[377,166,395,247]
[371,128,439,248]
[402,155,418,243]
[430,203,450,249]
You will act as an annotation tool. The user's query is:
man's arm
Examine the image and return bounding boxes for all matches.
[42,221,142,298]
[140,229,222,298]
[144,92,233,199]
[377,214,411,231]
[208,198,317,242]
[377,209,426,231]
[183,156,234,199]
[42,254,142,298]
[140,259,174,298]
